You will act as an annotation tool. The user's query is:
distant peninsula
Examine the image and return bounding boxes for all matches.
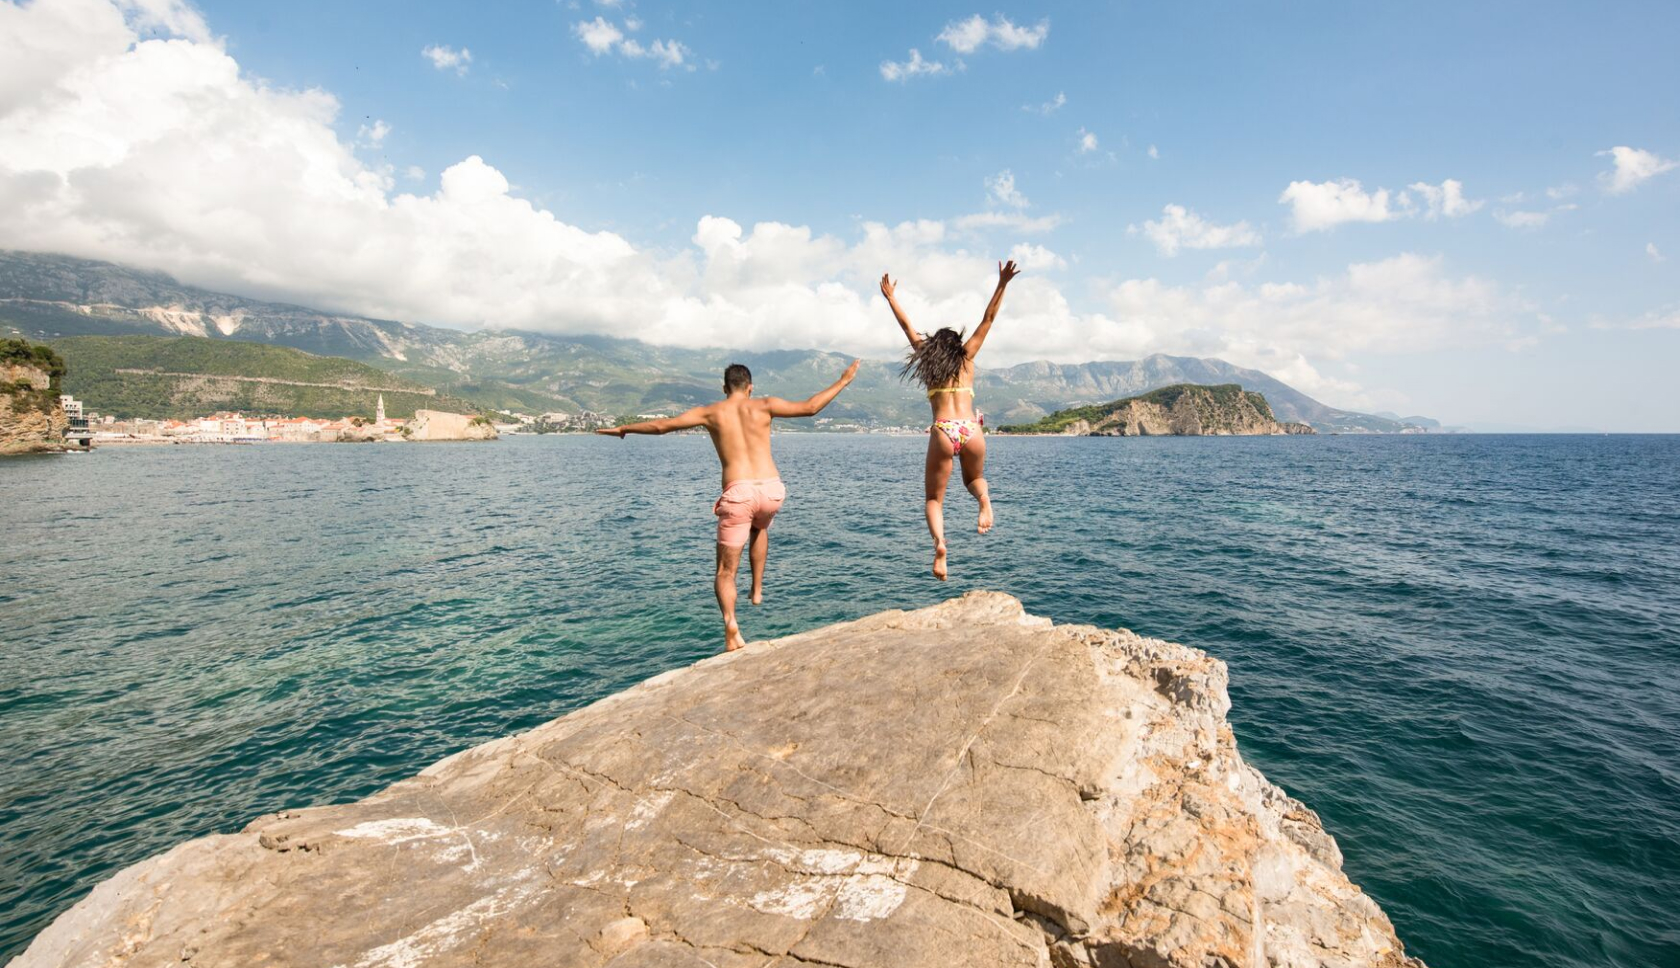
[997,383,1317,436]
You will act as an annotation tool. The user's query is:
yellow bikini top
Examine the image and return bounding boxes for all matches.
[927,386,975,400]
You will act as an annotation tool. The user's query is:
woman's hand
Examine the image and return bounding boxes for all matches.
[998,260,1020,286]
[880,273,897,300]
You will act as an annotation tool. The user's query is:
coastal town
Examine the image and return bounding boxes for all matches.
[67,394,499,445]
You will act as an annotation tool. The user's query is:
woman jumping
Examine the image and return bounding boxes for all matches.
[881,259,1020,580]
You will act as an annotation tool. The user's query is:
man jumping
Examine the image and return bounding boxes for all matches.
[597,360,859,651]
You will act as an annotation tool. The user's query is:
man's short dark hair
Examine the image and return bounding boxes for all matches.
[723,363,752,391]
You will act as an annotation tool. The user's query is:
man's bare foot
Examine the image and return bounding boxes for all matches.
[932,542,948,581]
[750,587,763,605]
[724,621,748,652]
[977,500,994,535]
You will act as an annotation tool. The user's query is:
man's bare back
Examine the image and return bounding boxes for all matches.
[597,360,858,651]
[699,394,780,488]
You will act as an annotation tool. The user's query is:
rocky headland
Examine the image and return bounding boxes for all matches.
[10,593,1421,968]
[999,384,1317,437]
[1,339,69,454]
[403,409,498,442]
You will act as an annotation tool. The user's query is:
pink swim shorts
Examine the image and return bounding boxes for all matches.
[713,478,787,547]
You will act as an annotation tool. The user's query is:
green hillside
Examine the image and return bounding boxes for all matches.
[998,383,1274,434]
[49,335,485,420]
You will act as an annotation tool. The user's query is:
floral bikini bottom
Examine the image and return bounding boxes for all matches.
[931,418,981,454]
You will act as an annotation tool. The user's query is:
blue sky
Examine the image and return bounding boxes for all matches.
[2,0,1676,428]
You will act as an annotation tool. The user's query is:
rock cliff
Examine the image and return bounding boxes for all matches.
[1,340,68,454]
[10,593,1421,968]
[1000,384,1316,437]
[405,408,498,442]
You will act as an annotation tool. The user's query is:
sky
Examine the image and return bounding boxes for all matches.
[1,0,1676,429]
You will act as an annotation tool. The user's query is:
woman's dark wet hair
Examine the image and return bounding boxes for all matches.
[901,327,967,389]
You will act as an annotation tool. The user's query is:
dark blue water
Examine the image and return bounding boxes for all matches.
[2,435,1677,966]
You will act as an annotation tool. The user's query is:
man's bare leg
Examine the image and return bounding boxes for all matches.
[961,433,994,534]
[925,433,953,580]
[748,527,768,605]
[715,543,748,651]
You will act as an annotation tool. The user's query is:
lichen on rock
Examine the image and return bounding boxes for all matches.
[10,593,1424,968]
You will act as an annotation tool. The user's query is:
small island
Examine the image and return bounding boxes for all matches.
[997,383,1317,436]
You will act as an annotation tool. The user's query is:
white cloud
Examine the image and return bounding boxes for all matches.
[1546,183,1577,200]
[1097,252,1533,402]
[1278,178,1410,232]
[1495,210,1549,229]
[114,0,212,43]
[1147,144,1159,160]
[404,165,425,181]
[937,14,1049,53]
[949,210,1062,234]
[1023,91,1065,114]
[357,119,390,147]
[1131,204,1262,257]
[1008,242,1065,271]
[1596,304,1680,331]
[422,44,471,75]
[1648,242,1665,263]
[0,0,1543,413]
[985,169,1028,209]
[573,17,691,69]
[880,48,949,82]
[574,16,622,53]
[1077,128,1098,154]
[1409,179,1482,219]
[1598,146,1677,195]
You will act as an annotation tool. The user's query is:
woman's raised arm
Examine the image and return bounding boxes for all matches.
[964,260,1020,359]
[880,273,922,348]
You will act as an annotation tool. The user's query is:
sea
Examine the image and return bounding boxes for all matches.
[2,433,1677,967]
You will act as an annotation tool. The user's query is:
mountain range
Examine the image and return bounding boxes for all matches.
[0,250,1426,432]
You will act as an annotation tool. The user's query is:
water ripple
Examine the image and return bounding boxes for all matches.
[1,434,1677,967]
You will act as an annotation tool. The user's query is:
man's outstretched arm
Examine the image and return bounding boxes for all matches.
[596,405,708,438]
[766,360,860,418]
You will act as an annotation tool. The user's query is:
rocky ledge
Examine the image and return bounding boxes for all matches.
[12,593,1422,968]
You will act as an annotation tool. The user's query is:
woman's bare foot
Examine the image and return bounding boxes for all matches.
[750,587,763,605]
[977,500,994,534]
[932,542,948,581]
[724,621,748,652]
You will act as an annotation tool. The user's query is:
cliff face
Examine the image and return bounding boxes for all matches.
[406,409,497,441]
[1,353,68,455]
[1005,384,1317,437]
[11,593,1421,968]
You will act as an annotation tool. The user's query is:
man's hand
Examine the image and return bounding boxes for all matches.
[998,259,1020,286]
[595,427,626,438]
[879,273,896,300]
[842,359,861,383]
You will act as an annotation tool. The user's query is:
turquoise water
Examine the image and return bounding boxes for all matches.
[2,434,1677,966]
